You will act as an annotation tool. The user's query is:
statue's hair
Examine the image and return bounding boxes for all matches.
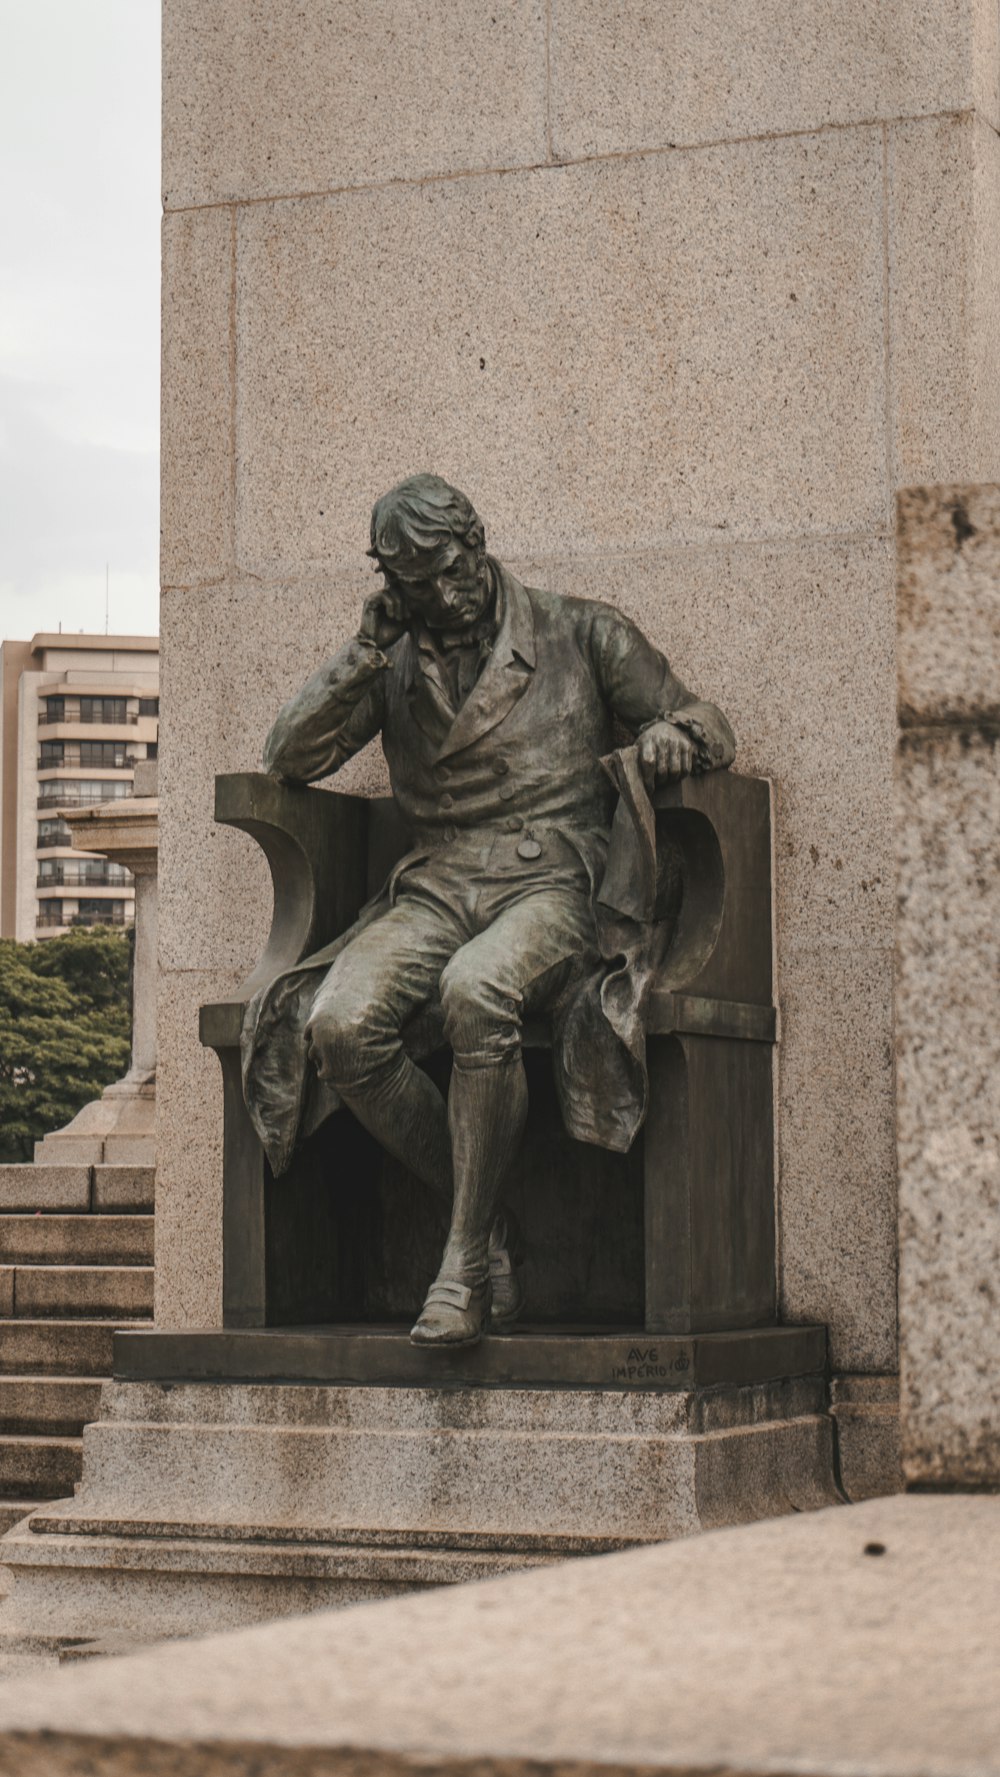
[368,474,485,567]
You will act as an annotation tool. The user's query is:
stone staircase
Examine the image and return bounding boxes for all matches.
[0,1165,153,1533]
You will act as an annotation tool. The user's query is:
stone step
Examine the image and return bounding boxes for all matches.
[0,1526,549,1645]
[92,1167,154,1213]
[0,1322,141,1376]
[0,1435,82,1498]
[0,1378,104,1438]
[0,1216,153,1267]
[1,1266,153,1320]
[58,1378,836,1543]
[0,1165,156,1215]
[0,1167,91,1213]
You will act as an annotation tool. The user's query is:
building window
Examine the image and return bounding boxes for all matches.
[73,898,129,928]
[79,696,127,725]
[36,861,132,889]
[38,740,65,767]
[41,696,65,724]
[145,741,158,760]
[37,901,64,929]
[37,778,133,808]
[79,740,128,769]
[37,818,72,849]
[138,697,159,716]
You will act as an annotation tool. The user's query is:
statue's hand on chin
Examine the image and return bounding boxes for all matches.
[358,588,409,650]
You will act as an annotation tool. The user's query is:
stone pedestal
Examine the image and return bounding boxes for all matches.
[35,770,159,1169]
[0,1329,837,1646]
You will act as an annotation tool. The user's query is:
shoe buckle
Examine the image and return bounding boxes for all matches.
[424,1280,473,1310]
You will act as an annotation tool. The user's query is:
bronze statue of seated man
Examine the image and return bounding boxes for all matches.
[256,474,735,1347]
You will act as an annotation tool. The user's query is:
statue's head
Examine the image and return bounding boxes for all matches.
[368,474,490,631]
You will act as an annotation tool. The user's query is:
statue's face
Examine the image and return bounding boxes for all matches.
[380,535,490,632]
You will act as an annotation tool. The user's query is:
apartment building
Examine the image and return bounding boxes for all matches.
[0,634,159,941]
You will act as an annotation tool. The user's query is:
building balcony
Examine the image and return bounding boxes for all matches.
[38,752,135,772]
[36,908,134,932]
[38,710,142,725]
[69,910,133,928]
[37,784,134,809]
[37,867,132,889]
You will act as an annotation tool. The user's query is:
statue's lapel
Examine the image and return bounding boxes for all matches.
[436,569,536,761]
[404,633,456,746]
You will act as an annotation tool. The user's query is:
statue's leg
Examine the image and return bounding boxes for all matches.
[411,883,597,1347]
[307,890,528,1295]
[306,897,461,1194]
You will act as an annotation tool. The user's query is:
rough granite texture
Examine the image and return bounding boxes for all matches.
[0,1498,997,1774]
[0,1377,836,1643]
[830,1374,903,1501]
[153,969,245,1328]
[897,728,1000,1483]
[91,1168,154,1215]
[160,207,234,590]
[0,1168,91,1213]
[157,0,1000,1358]
[162,0,549,210]
[889,115,1000,488]
[897,483,1000,726]
[161,0,1000,204]
[896,484,1000,1487]
[552,0,998,156]
[18,1377,835,1541]
[234,135,888,574]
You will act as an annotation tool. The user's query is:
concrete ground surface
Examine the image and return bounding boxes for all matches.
[0,1495,995,1775]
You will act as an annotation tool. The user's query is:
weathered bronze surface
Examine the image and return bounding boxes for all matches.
[114,1324,826,1392]
[241,475,737,1347]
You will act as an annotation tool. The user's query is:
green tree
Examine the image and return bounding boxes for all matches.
[0,928,132,1162]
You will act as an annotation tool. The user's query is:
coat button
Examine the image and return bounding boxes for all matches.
[517,838,543,861]
[493,758,509,775]
[498,783,515,801]
[506,815,524,832]
[439,793,454,810]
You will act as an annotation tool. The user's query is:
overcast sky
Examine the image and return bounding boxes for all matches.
[0,1,160,644]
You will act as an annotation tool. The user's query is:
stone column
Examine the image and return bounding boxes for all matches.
[34,763,159,1167]
[895,485,1000,1488]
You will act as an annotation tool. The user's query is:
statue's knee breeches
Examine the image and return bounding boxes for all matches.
[439,955,521,1068]
[306,974,399,1089]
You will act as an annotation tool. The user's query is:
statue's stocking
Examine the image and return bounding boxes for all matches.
[335,1052,452,1203]
[440,1054,528,1279]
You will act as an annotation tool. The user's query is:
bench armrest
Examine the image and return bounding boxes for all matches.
[202,772,368,1036]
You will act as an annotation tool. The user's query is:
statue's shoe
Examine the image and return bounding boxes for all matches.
[409,1274,492,1347]
[488,1209,525,1330]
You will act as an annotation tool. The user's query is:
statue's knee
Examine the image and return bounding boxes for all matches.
[307,991,381,1086]
[439,958,519,1060]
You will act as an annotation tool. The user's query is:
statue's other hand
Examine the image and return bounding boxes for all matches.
[637,720,698,790]
[358,588,409,651]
